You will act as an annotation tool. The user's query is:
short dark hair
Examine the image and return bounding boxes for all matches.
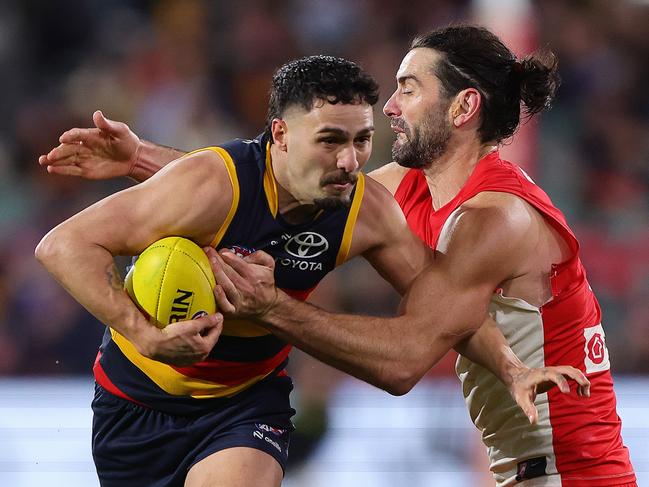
[264,55,379,141]
[411,25,560,143]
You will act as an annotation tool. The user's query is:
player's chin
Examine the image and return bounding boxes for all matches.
[313,194,352,210]
[392,137,407,152]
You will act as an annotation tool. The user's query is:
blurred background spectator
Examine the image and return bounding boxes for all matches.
[1,0,647,482]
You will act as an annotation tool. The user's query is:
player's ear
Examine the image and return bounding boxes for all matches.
[450,88,481,128]
[271,119,288,152]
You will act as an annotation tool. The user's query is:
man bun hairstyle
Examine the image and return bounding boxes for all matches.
[516,52,560,117]
[265,55,379,141]
[411,25,560,143]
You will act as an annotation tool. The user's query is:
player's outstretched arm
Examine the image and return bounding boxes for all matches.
[38,110,186,182]
[207,246,589,419]
[323,178,587,411]
[206,193,590,412]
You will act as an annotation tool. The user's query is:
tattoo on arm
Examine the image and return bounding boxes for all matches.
[106,263,123,291]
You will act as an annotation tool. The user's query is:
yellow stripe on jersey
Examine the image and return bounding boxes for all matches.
[110,329,271,398]
[183,146,240,248]
[262,142,279,218]
[335,173,365,266]
[186,147,241,248]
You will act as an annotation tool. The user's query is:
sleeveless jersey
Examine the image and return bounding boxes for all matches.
[94,134,365,414]
[394,152,635,486]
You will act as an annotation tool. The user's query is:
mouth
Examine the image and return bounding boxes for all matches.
[322,178,356,193]
[390,119,407,135]
[328,182,353,192]
[321,170,358,193]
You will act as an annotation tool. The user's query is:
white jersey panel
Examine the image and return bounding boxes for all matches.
[456,293,559,487]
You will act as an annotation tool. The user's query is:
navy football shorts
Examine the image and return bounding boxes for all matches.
[91,376,295,487]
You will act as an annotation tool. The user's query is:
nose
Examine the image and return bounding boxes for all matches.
[337,145,359,173]
[383,89,400,118]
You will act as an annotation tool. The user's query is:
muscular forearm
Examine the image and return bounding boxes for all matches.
[35,227,152,346]
[453,319,527,387]
[130,140,187,182]
[260,292,457,395]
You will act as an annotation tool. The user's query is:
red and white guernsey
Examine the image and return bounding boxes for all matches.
[395,152,636,486]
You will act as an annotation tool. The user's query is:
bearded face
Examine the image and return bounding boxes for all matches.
[391,97,452,169]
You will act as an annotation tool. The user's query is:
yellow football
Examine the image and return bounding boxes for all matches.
[124,236,216,328]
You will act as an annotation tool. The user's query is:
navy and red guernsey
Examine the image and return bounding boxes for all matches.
[395,152,636,487]
[94,134,365,414]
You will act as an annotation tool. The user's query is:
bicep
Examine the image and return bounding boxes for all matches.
[58,151,233,255]
[398,252,494,338]
[400,204,532,336]
[363,228,432,295]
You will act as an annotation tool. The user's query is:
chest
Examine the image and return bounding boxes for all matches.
[219,203,349,292]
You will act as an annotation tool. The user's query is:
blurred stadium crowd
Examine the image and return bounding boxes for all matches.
[0,0,647,384]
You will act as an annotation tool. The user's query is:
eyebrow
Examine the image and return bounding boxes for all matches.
[316,126,375,136]
[397,75,421,86]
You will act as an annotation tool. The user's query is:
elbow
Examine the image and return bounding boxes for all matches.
[384,382,414,397]
[35,229,66,270]
[379,341,433,396]
[379,366,423,397]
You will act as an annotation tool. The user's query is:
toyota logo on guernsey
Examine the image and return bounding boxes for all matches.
[284,232,329,258]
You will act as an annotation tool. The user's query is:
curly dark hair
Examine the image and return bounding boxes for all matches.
[411,25,560,143]
[264,55,379,141]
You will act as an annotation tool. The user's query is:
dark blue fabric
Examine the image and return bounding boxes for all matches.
[92,377,295,487]
[96,134,358,411]
[217,134,354,291]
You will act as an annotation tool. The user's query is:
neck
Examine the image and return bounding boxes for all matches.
[422,140,496,210]
[270,144,320,224]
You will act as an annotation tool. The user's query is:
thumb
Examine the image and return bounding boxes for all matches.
[246,250,275,268]
[200,316,224,341]
[197,312,223,329]
[93,110,124,135]
[172,312,222,334]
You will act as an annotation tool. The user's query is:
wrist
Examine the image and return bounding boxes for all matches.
[130,319,163,358]
[258,289,288,325]
[128,139,161,182]
[500,347,528,387]
[112,304,157,353]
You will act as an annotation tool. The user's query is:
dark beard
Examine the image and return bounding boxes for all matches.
[314,170,357,210]
[313,195,352,211]
[391,107,452,169]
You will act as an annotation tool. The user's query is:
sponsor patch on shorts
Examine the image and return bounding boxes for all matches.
[583,323,610,374]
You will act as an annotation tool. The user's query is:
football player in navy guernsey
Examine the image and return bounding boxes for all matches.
[37,55,588,487]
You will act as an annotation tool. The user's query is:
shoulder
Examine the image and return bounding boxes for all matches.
[216,136,267,167]
[367,162,410,195]
[346,174,432,294]
[100,147,236,248]
[142,148,235,224]
[347,175,415,256]
[442,192,534,249]
[358,175,406,227]
[151,147,231,183]
[438,192,538,281]
[457,191,534,229]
